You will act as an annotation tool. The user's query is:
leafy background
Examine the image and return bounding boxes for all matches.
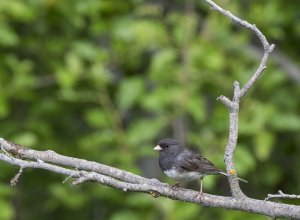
[0,0,300,219]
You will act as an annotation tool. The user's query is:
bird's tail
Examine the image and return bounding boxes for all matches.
[219,172,248,183]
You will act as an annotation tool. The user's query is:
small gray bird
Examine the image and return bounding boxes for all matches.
[154,138,247,198]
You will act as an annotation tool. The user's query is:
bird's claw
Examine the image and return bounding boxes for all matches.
[170,182,180,190]
[195,191,204,200]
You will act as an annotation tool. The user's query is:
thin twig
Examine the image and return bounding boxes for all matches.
[265,190,300,201]
[239,45,274,98]
[72,172,92,186]
[205,0,275,98]
[10,167,25,186]
[62,173,76,184]
[205,0,271,49]
[216,95,232,108]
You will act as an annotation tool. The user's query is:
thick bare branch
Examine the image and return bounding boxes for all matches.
[0,138,157,186]
[0,139,300,219]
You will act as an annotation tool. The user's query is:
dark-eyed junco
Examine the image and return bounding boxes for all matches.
[154,138,247,198]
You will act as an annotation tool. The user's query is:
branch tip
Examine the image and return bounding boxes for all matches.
[265,190,300,201]
[233,81,240,87]
[10,167,25,187]
[63,174,75,184]
[269,44,275,51]
[217,95,232,108]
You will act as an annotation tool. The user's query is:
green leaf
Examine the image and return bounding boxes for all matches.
[116,77,144,112]
[186,96,205,123]
[49,184,87,209]
[235,145,255,175]
[149,48,177,82]
[141,87,182,112]
[0,23,19,46]
[12,132,38,147]
[110,210,140,220]
[84,109,110,128]
[254,131,275,161]
[263,164,282,185]
[131,20,168,48]
[0,200,14,220]
[125,194,153,208]
[0,96,9,118]
[127,117,166,146]
[270,114,300,131]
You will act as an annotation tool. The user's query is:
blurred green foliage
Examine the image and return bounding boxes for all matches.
[1,0,300,219]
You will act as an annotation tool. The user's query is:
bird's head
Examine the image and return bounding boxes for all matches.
[154,138,184,155]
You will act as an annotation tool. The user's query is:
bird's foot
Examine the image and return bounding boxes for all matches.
[195,191,204,200]
[194,187,205,200]
[170,182,180,190]
[195,178,204,200]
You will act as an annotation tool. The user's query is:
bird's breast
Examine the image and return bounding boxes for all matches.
[164,168,203,182]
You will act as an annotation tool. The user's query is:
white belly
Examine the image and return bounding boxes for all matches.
[164,168,203,182]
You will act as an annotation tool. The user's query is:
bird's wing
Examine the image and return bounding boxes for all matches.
[178,151,222,174]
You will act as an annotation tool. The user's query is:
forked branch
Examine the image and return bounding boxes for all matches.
[0,1,298,219]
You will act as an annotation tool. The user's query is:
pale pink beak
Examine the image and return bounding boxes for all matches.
[153,145,163,151]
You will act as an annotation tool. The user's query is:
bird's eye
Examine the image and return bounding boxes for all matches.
[165,145,169,148]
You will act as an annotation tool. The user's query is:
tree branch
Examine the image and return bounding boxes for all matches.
[0,138,300,219]
[223,81,245,199]
[265,190,300,201]
[205,0,275,201]
[205,0,275,99]
[0,138,153,185]
[246,45,300,84]
[0,1,298,219]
